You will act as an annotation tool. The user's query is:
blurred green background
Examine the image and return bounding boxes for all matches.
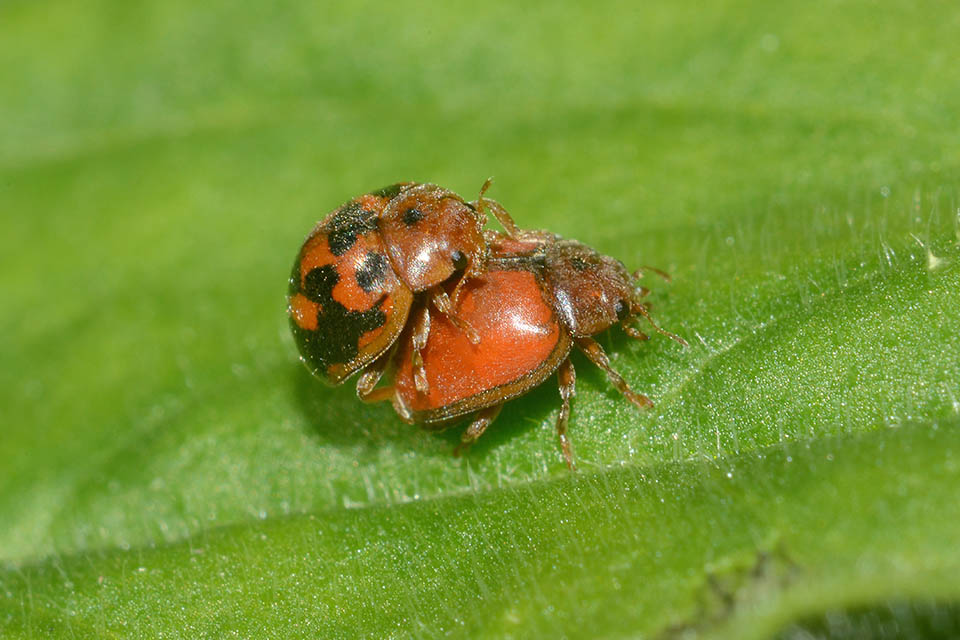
[2,0,959,637]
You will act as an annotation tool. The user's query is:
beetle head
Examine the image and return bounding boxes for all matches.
[379,184,487,292]
[542,240,637,337]
[543,239,688,346]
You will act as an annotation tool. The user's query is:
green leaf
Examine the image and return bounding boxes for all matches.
[2,0,959,637]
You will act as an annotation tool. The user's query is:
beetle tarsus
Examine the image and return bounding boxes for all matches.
[430,286,481,345]
[356,345,396,402]
[557,357,578,470]
[411,305,431,395]
[576,336,654,410]
[453,405,503,457]
[622,325,649,341]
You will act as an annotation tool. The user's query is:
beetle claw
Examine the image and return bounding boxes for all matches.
[463,323,481,345]
[625,390,654,410]
[622,325,649,341]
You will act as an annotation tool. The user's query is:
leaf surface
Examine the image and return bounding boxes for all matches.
[2,0,959,637]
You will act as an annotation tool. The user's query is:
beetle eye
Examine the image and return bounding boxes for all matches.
[614,299,630,321]
[451,250,468,271]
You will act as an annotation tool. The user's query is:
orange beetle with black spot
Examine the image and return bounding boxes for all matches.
[288,181,515,395]
[364,228,688,469]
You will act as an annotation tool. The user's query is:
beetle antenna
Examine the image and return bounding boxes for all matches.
[470,178,494,220]
[633,266,672,283]
[631,302,689,347]
[470,177,521,237]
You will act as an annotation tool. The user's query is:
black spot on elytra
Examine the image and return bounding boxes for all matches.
[570,256,590,272]
[292,264,387,368]
[327,202,378,256]
[302,265,339,300]
[355,252,389,292]
[371,183,406,199]
[403,207,424,226]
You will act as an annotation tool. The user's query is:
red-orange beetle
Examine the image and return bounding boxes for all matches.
[365,229,687,469]
[288,181,515,395]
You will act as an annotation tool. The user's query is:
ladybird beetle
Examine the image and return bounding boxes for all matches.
[288,181,516,394]
[365,229,688,470]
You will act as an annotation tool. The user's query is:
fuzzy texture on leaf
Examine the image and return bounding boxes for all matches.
[1,0,959,637]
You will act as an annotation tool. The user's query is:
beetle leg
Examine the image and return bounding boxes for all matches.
[453,404,503,458]
[470,177,521,237]
[429,286,481,344]
[575,336,654,410]
[356,346,396,403]
[410,304,431,395]
[449,250,487,308]
[557,357,578,470]
[390,390,414,423]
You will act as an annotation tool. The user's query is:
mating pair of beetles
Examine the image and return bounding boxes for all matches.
[288,181,686,469]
